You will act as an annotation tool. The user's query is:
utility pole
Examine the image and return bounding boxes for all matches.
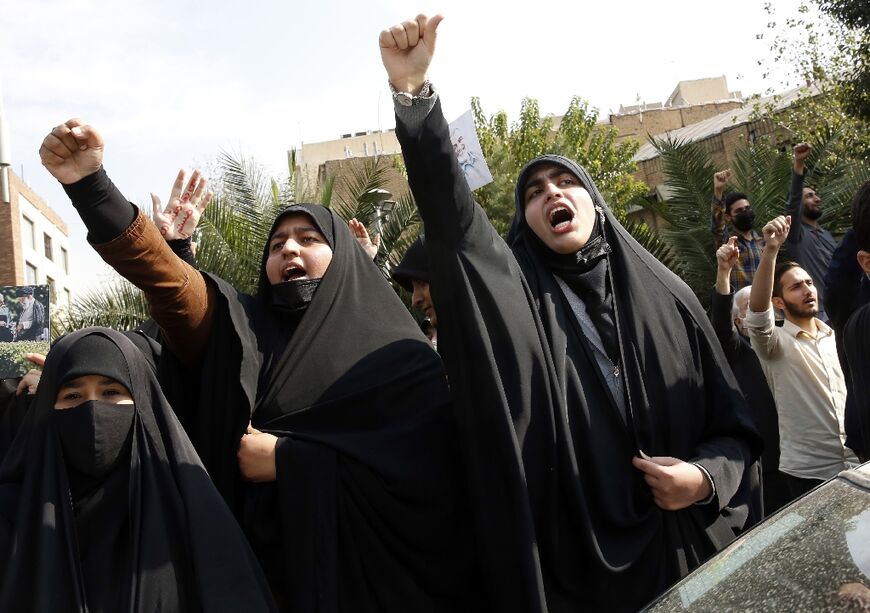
[0,78,11,206]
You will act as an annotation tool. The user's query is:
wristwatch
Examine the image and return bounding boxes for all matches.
[389,80,432,107]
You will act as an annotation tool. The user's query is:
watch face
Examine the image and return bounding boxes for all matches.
[396,92,414,107]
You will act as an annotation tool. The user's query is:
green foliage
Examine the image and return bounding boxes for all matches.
[646,129,867,302]
[0,340,50,378]
[761,2,870,155]
[57,152,416,335]
[471,96,647,237]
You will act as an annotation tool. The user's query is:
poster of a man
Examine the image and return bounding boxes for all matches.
[0,285,51,378]
[14,286,47,341]
[448,110,493,191]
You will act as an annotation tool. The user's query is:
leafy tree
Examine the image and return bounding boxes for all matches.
[471,96,647,236]
[56,152,417,335]
[760,1,870,158]
[644,129,869,302]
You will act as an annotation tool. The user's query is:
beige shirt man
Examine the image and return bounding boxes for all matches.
[745,213,858,483]
[745,306,855,479]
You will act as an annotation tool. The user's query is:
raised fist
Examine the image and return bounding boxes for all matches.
[379,14,443,95]
[39,119,104,185]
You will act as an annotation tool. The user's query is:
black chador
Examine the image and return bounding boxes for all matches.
[0,328,275,612]
[158,204,483,612]
[396,99,761,612]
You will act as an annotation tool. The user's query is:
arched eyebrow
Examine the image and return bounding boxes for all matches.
[270,225,322,243]
[525,169,582,197]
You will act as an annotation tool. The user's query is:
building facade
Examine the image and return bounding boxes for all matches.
[0,169,72,307]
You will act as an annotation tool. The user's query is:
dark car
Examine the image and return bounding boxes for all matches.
[644,463,870,611]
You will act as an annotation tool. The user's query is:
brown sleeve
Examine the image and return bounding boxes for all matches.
[92,208,216,365]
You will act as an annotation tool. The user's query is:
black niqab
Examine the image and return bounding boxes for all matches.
[0,328,276,612]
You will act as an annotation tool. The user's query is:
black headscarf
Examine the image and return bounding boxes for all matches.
[159,204,482,612]
[0,327,276,612]
[392,236,429,291]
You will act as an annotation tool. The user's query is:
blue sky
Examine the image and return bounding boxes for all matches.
[1,0,809,292]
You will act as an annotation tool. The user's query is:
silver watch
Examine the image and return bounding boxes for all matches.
[389,80,432,107]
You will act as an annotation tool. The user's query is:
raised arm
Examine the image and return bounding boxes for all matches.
[711,169,731,248]
[711,237,742,353]
[750,216,790,312]
[380,15,479,242]
[746,215,791,357]
[39,120,214,365]
[786,143,811,245]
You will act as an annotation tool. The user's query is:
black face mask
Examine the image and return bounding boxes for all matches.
[53,400,135,489]
[731,210,756,232]
[270,278,321,314]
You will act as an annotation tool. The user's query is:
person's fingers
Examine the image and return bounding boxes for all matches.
[181,169,201,203]
[402,18,420,47]
[38,139,68,166]
[390,23,409,49]
[632,456,663,477]
[373,233,381,248]
[379,28,399,50]
[67,122,103,151]
[648,455,681,467]
[151,193,162,220]
[169,169,186,204]
[421,13,443,48]
[25,353,45,367]
[190,174,207,206]
[727,236,737,248]
[49,125,80,157]
[15,378,29,396]
[197,190,213,213]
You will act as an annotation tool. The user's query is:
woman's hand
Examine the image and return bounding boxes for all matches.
[238,425,279,482]
[151,169,213,240]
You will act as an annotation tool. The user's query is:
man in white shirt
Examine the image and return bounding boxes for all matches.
[746,214,858,501]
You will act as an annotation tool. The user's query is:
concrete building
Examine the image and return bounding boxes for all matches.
[298,129,402,196]
[297,77,747,203]
[0,169,73,307]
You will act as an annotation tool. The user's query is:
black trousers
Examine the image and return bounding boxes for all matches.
[783,473,824,502]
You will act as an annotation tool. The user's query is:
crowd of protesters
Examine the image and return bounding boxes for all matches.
[0,12,867,613]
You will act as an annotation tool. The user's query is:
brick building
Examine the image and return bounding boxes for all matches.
[0,169,73,307]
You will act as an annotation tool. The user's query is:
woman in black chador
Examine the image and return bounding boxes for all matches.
[39,119,483,611]
[0,327,276,612]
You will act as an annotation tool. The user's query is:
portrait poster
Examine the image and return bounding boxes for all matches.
[448,110,493,192]
[0,284,51,378]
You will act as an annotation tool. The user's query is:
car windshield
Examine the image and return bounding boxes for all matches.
[645,474,870,611]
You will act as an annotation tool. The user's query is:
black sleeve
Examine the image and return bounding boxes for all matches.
[61,168,137,243]
[785,169,805,247]
[710,288,741,362]
[166,238,199,269]
[824,229,862,334]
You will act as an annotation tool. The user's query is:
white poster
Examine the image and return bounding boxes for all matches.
[448,110,493,192]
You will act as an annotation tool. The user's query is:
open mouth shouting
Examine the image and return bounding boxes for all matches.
[547,204,575,234]
[283,263,307,281]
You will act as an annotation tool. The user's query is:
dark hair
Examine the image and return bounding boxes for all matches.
[773,260,802,298]
[723,192,750,215]
[852,180,870,252]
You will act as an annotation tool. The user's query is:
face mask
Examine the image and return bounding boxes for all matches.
[731,210,756,232]
[53,400,135,486]
[270,278,321,314]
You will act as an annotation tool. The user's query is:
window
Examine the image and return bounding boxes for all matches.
[64,288,72,307]
[61,247,69,273]
[25,262,37,285]
[46,276,57,304]
[21,216,35,250]
[44,233,53,261]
